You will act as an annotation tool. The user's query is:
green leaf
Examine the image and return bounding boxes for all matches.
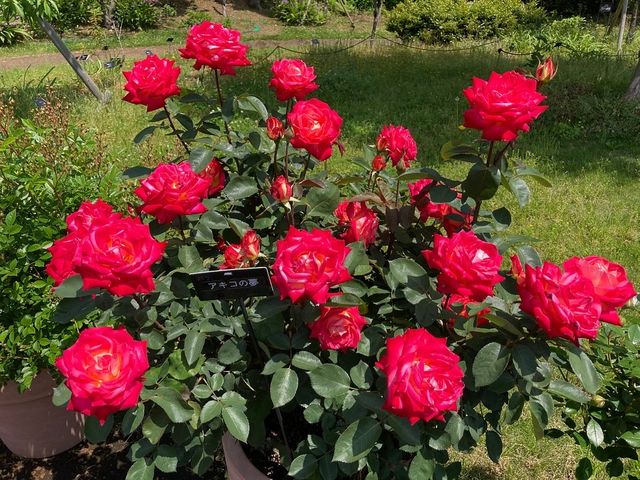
[52,383,71,407]
[308,365,351,398]
[270,368,299,408]
[472,342,510,387]
[620,431,640,448]
[184,330,206,366]
[122,403,145,435]
[548,380,590,404]
[289,454,318,479]
[154,445,178,473]
[486,430,503,463]
[440,141,481,163]
[222,406,250,443]
[189,147,214,173]
[150,389,194,423]
[504,392,525,425]
[385,413,422,446]
[122,166,153,179]
[332,417,382,463]
[178,245,202,271]
[223,176,259,201]
[388,258,427,284]
[53,297,97,324]
[567,345,602,394]
[512,344,537,379]
[292,352,322,371]
[85,415,114,443]
[409,450,435,479]
[200,400,222,423]
[134,126,157,144]
[126,458,155,480]
[304,183,340,219]
[463,163,501,200]
[506,176,531,207]
[586,419,604,447]
[576,458,593,480]
[142,409,169,444]
[236,95,269,120]
[54,275,91,298]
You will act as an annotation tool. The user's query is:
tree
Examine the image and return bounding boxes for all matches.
[624,51,640,100]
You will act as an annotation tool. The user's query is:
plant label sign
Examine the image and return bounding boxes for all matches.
[190,267,274,300]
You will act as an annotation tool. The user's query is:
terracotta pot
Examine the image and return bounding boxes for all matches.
[222,432,270,480]
[0,371,84,458]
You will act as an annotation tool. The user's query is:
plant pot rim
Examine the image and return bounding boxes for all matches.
[222,432,271,480]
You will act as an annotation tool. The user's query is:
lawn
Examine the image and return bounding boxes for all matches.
[1,42,639,478]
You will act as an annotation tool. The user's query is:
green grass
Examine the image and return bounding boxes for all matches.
[1,44,639,479]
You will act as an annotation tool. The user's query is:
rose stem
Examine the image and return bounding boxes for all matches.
[163,106,191,155]
[177,216,188,242]
[283,99,293,179]
[300,153,311,180]
[213,68,232,145]
[472,140,495,223]
[272,139,280,176]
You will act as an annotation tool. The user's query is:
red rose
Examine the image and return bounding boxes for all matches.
[512,256,602,343]
[334,201,379,247]
[73,216,166,296]
[269,58,319,102]
[376,328,464,424]
[563,256,636,326]
[56,327,148,424]
[179,21,251,74]
[422,230,504,302]
[135,162,211,224]
[444,294,490,328]
[535,57,557,85]
[371,154,386,172]
[266,116,284,140]
[220,230,261,269]
[241,230,261,261]
[288,98,343,161]
[270,175,292,203]
[463,71,547,142]
[220,244,243,269]
[409,179,471,236]
[66,199,121,234]
[123,55,181,112]
[272,227,352,304]
[46,234,81,286]
[199,159,226,197]
[308,306,367,350]
[376,125,418,169]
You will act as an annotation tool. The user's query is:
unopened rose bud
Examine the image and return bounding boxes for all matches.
[590,395,605,408]
[372,154,386,172]
[266,116,284,140]
[536,57,557,85]
[221,244,243,269]
[270,175,292,203]
[376,135,387,152]
[241,230,260,261]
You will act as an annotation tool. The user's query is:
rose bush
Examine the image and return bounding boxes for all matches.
[49,22,639,480]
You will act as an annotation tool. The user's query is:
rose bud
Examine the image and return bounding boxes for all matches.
[241,230,261,261]
[266,116,284,140]
[535,57,557,85]
[372,154,386,172]
[308,307,367,351]
[270,175,293,203]
[220,244,243,269]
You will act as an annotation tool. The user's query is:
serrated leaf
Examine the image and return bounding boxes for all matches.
[472,342,510,387]
[486,430,503,463]
[150,389,194,423]
[52,383,71,406]
[567,345,602,394]
[134,126,157,144]
[126,458,155,480]
[270,368,298,408]
[189,147,214,173]
[289,454,318,479]
[292,352,322,371]
[154,445,178,473]
[409,451,435,479]
[200,400,222,423]
[223,176,259,201]
[304,183,340,219]
[184,330,206,366]
[122,403,145,435]
[548,380,590,404]
[222,406,250,442]
[621,431,640,448]
[308,365,351,398]
[85,415,114,443]
[332,417,381,463]
[236,95,268,120]
[586,419,604,447]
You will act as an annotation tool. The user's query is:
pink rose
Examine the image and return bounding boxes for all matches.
[308,306,367,350]
[272,227,352,304]
[376,125,418,169]
[56,327,149,424]
[270,175,292,203]
[288,99,343,161]
[122,55,181,112]
[376,328,464,424]
[179,21,251,74]
[463,71,547,142]
[422,230,504,302]
[334,201,379,247]
[135,162,211,224]
[269,58,319,102]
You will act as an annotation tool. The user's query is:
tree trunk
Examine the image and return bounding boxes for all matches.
[99,0,116,29]
[371,0,383,37]
[627,0,638,42]
[37,18,109,104]
[617,0,630,53]
[624,52,640,100]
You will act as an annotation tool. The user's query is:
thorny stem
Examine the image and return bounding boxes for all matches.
[177,216,188,242]
[272,139,280,176]
[163,106,191,155]
[213,69,232,144]
[300,154,311,180]
[472,140,495,223]
[283,99,293,179]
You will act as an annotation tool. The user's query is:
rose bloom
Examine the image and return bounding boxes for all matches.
[444,294,490,328]
[308,306,367,351]
[135,162,211,224]
[271,175,292,203]
[288,98,343,161]
[512,256,602,343]
[122,55,181,112]
[179,21,251,74]
[241,230,261,261]
[56,327,148,424]
[376,328,464,424]
[46,234,82,286]
[66,199,121,234]
[372,154,386,171]
[409,179,472,236]
[73,216,166,296]
[376,125,418,169]
[422,230,504,302]
[269,58,319,102]
[535,57,557,85]
[563,256,636,326]
[220,244,243,269]
[266,116,284,140]
[272,227,352,304]
[199,159,226,197]
[334,201,379,247]
[463,71,547,142]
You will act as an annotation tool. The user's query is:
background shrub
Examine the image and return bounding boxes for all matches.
[114,0,159,30]
[53,0,101,31]
[272,0,328,26]
[0,23,31,46]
